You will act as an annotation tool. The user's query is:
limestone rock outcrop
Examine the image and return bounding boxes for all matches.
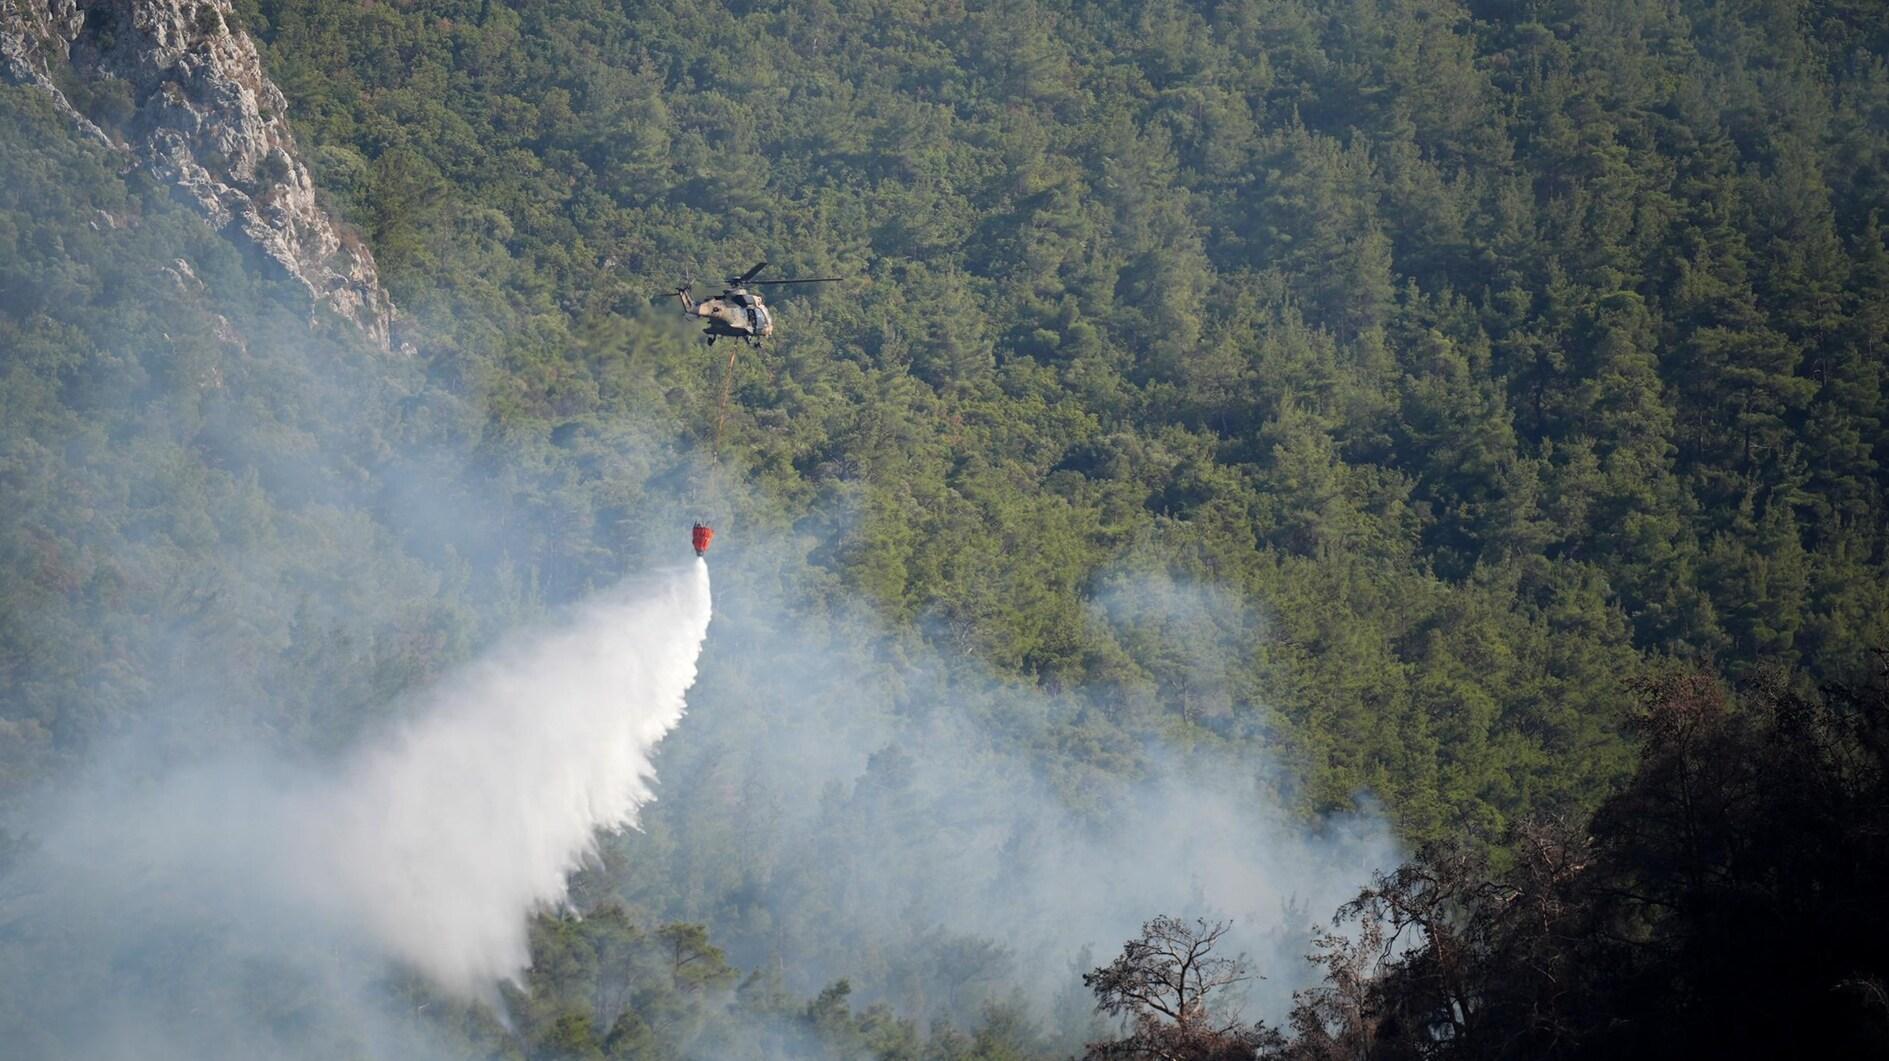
[1,0,395,348]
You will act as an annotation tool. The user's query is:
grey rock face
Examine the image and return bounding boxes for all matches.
[1,0,395,348]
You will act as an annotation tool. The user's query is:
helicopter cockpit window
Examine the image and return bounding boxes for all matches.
[750,304,772,332]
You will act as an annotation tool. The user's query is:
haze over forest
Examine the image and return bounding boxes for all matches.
[2,0,1887,1058]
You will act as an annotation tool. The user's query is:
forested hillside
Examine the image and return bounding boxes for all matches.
[241,0,1888,830]
[3,0,1887,1057]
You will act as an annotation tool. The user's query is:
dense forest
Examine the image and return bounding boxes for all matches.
[3,0,1887,1057]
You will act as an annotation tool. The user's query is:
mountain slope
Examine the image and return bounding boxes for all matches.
[2,0,393,343]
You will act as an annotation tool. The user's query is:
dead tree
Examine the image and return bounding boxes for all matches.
[1084,916,1280,1060]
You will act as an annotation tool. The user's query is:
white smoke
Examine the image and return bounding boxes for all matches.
[3,558,712,1056]
[611,559,1400,1034]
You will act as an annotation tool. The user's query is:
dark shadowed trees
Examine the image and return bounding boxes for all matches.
[1272,657,1889,1059]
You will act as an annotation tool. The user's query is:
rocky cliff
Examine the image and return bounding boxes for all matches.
[1,0,395,348]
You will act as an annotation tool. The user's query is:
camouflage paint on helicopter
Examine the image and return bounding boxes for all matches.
[668,262,842,346]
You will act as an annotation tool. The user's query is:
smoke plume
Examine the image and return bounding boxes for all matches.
[606,555,1400,1038]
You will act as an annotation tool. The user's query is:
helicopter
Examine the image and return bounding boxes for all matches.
[663,262,842,346]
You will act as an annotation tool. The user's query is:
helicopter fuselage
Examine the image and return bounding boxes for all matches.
[664,264,838,345]
[677,287,772,345]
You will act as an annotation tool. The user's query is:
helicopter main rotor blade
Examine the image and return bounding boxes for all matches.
[747,277,844,286]
[727,261,768,286]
